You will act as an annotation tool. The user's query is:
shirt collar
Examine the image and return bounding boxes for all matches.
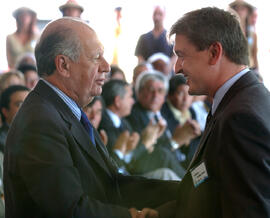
[212,68,249,115]
[167,100,182,118]
[106,109,121,128]
[41,78,81,120]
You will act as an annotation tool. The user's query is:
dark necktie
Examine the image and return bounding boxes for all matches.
[153,114,159,124]
[80,109,96,146]
[118,120,125,132]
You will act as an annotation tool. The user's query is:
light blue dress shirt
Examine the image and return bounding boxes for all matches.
[212,68,249,115]
[41,79,81,120]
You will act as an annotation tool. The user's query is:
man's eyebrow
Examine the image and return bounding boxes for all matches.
[174,50,184,56]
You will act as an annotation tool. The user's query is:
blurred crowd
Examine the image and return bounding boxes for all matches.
[0,0,264,216]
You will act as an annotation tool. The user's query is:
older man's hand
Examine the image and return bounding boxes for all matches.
[136,208,159,218]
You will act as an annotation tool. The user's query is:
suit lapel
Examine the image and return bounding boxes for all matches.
[188,115,216,170]
[69,120,112,177]
[34,80,112,177]
[188,71,258,170]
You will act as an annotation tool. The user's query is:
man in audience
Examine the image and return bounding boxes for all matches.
[0,85,30,153]
[147,52,171,77]
[83,96,108,146]
[17,63,39,89]
[134,5,174,63]
[142,7,270,218]
[100,79,181,180]
[127,71,200,177]
[132,62,152,101]
[0,85,29,218]
[59,0,84,18]
[4,17,178,218]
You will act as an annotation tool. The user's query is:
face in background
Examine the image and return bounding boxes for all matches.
[2,90,29,124]
[138,79,166,112]
[132,65,149,85]
[174,34,210,96]
[153,6,165,27]
[152,59,170,76]
[19,12,32,27]
[248,9,258,26]
[83,99,103,129]
[168,84,193,112]
[234,4,249,21]
[24,70,39,89]
[68,26,110,107]
[110,72,126,81]
[3,75,25,91]
[117,85,134,117]
[63,8,82,18]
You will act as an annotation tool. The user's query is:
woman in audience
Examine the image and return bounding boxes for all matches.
[6,7,39,69]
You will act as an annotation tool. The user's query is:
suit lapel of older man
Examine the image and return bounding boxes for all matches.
[35,80,113,177]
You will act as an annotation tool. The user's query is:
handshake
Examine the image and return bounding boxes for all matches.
[129,208,159,218]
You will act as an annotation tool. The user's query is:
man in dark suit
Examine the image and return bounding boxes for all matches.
[3,17,179,218]
[127,71,202,178]
[144,7,270,218]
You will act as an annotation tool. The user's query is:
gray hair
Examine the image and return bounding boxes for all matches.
[135,70,169,97]
[35,18,82,77]
[101,79,129,107]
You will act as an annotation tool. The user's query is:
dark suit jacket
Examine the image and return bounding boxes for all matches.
[0,123,9,153]
[98,110,146,172]
[3,80,179,218]
[160,72,270,218]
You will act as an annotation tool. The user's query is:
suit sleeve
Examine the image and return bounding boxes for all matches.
[218,110,270,218]
[117,173,179,209]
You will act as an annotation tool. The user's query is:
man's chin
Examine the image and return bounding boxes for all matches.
[91,87,102,97]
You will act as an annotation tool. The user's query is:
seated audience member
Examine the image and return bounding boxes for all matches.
[17,63,39,89]
[4,17,179,218]
[132,62,152,86]
[83,96,108,145]
[0,70,25,94]
[148,52,171,77]
[0,85,30,153]
[108,64,126,81]
[161,74,201,167]
[85,92,180,180]
[132,62,152,100]
[100,80,175,175]
[127,70,198,177]
[0,86,28,218]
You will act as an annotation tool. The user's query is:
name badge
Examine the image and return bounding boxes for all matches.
[190,162,208,187]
